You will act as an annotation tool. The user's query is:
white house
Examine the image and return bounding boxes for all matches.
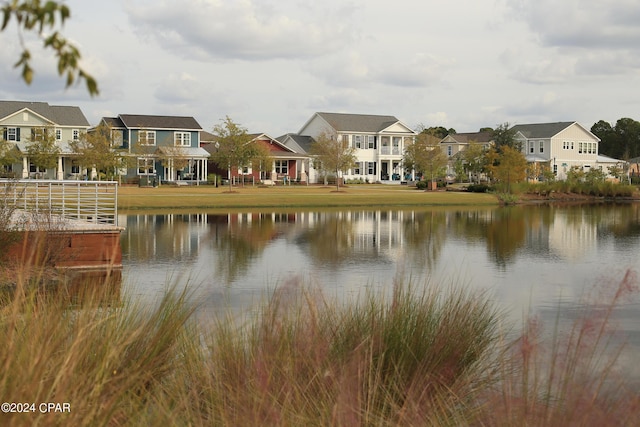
[511,121,624,180]
[294,112,417,183]
[439,131,494,177]
[0,100,90,179]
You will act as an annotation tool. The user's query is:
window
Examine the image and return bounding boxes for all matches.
[138,131,156,145]
[341,134,350,144]
[578,142,583,154]
[275,160,288,174]
[55,129,62,141]
[353,162,361,175]
[71,162,80,174]
[31,127,46,140]
[6,127,18,141]
[72,129,80,141]
[539,140,544,153]
[367,162,376,175]
[367,136,376,149]
[174,132,191,146]
[352,135,361,149]
[137,158,154,175]
[529,141,534,154]
[111,130,123,147]
[553,164,557,175]
[447,145,453,156]
[392,137,401,154]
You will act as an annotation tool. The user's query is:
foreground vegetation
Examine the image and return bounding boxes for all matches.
[1,265,638,426]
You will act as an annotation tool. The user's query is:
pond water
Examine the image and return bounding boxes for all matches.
[120,203,640,376]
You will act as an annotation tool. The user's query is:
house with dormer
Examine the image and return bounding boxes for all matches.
[293,112,417,183]
[97,114,209,184]
[0,100,90,179]
[511,121,624,180]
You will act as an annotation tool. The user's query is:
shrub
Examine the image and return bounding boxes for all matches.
[467,183,490,193]
[415,180,427,190]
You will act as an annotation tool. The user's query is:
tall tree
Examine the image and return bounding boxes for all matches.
[462,141,488,183]
[485,145,527,193]
[403,132,448,185]
[1,0,98,95]
[210,116,255,191]
[417,124,456,139]
[26,126,60,177]
[492,122,521,152]
[310,131,357,192]
[70,123,125,180]
[0,133,19,176]
[592,118,640,160]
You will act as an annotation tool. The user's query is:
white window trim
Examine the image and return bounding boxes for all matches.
[174,131,191,147]
[138,131,156,146]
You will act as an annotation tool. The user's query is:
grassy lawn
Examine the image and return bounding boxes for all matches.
[117,184,499,212]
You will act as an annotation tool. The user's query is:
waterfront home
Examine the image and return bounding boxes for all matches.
[97,114,209,184]
[0,100,90,179]
[291,112,417,184]
[511,121,624,180]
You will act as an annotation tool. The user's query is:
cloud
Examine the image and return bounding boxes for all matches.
[125,0,354,61]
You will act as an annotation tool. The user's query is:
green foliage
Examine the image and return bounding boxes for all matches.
[310,131,357,192]
[415,180,427,190]
[467,183,490,193]
[1,0,99,95]
[403,133,448,182]
[25,126,60,172]
[592,118,640,160]
[210,116,259,190]
[486,146,527,193]
[69,123,126,180]
[492,122,521,151]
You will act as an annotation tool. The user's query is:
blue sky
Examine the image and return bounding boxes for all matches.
[2,0,639,136]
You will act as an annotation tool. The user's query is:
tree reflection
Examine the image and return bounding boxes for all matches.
[484,207,526,268]
[210,213,277,285]
[297,213,355,267]
[402,210,447,271]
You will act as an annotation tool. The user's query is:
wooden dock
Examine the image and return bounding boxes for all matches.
[2,180,123,275]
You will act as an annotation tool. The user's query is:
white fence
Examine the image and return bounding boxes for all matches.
[1,180,119,226]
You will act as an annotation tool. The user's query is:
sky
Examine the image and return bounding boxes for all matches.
[2,0,639,137]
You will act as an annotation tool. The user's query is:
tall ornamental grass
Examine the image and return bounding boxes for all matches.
[1,268,638,426]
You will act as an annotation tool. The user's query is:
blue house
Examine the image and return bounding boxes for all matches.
[98,114,209,184]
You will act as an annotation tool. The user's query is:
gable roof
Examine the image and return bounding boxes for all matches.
[442,131,494,144]
[0,100,89,127]
[306,112,408,133]
[277,133,315,154]
[510,122,576,139]
[118,114,202,130]
[101,117,126,128]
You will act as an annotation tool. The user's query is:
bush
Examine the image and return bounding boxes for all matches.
[467,183,490,193]
[415,180,427,190]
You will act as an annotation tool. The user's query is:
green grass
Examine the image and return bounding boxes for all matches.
[118,184,499,212]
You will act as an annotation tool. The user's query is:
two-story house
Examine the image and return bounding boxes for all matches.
[294,112,417,183]
[97,114,209,183]
[0,100,90,179]
[440,131,494,178]
[511,122,623,180]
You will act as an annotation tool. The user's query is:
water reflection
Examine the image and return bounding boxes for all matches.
[120,204,639,305]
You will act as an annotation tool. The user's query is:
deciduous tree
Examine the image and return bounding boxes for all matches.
[70,123,126,180]
[26,125,60,177]
[492,122,521,152]
[211,116,255,191]
[485,145,527,193]
[403,132,448,185]
[310,131,357,192]
[1,0,98,95]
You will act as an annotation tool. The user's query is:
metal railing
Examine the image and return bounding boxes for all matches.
[1,180,119,226]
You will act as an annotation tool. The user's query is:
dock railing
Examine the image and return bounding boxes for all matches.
[0,179,119,227]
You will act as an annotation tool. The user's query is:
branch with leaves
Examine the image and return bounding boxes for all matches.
[1,0,98,95]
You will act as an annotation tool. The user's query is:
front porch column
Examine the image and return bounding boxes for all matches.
[300,159,307,183]
[22,156,28,178]
[57,156,64,180]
